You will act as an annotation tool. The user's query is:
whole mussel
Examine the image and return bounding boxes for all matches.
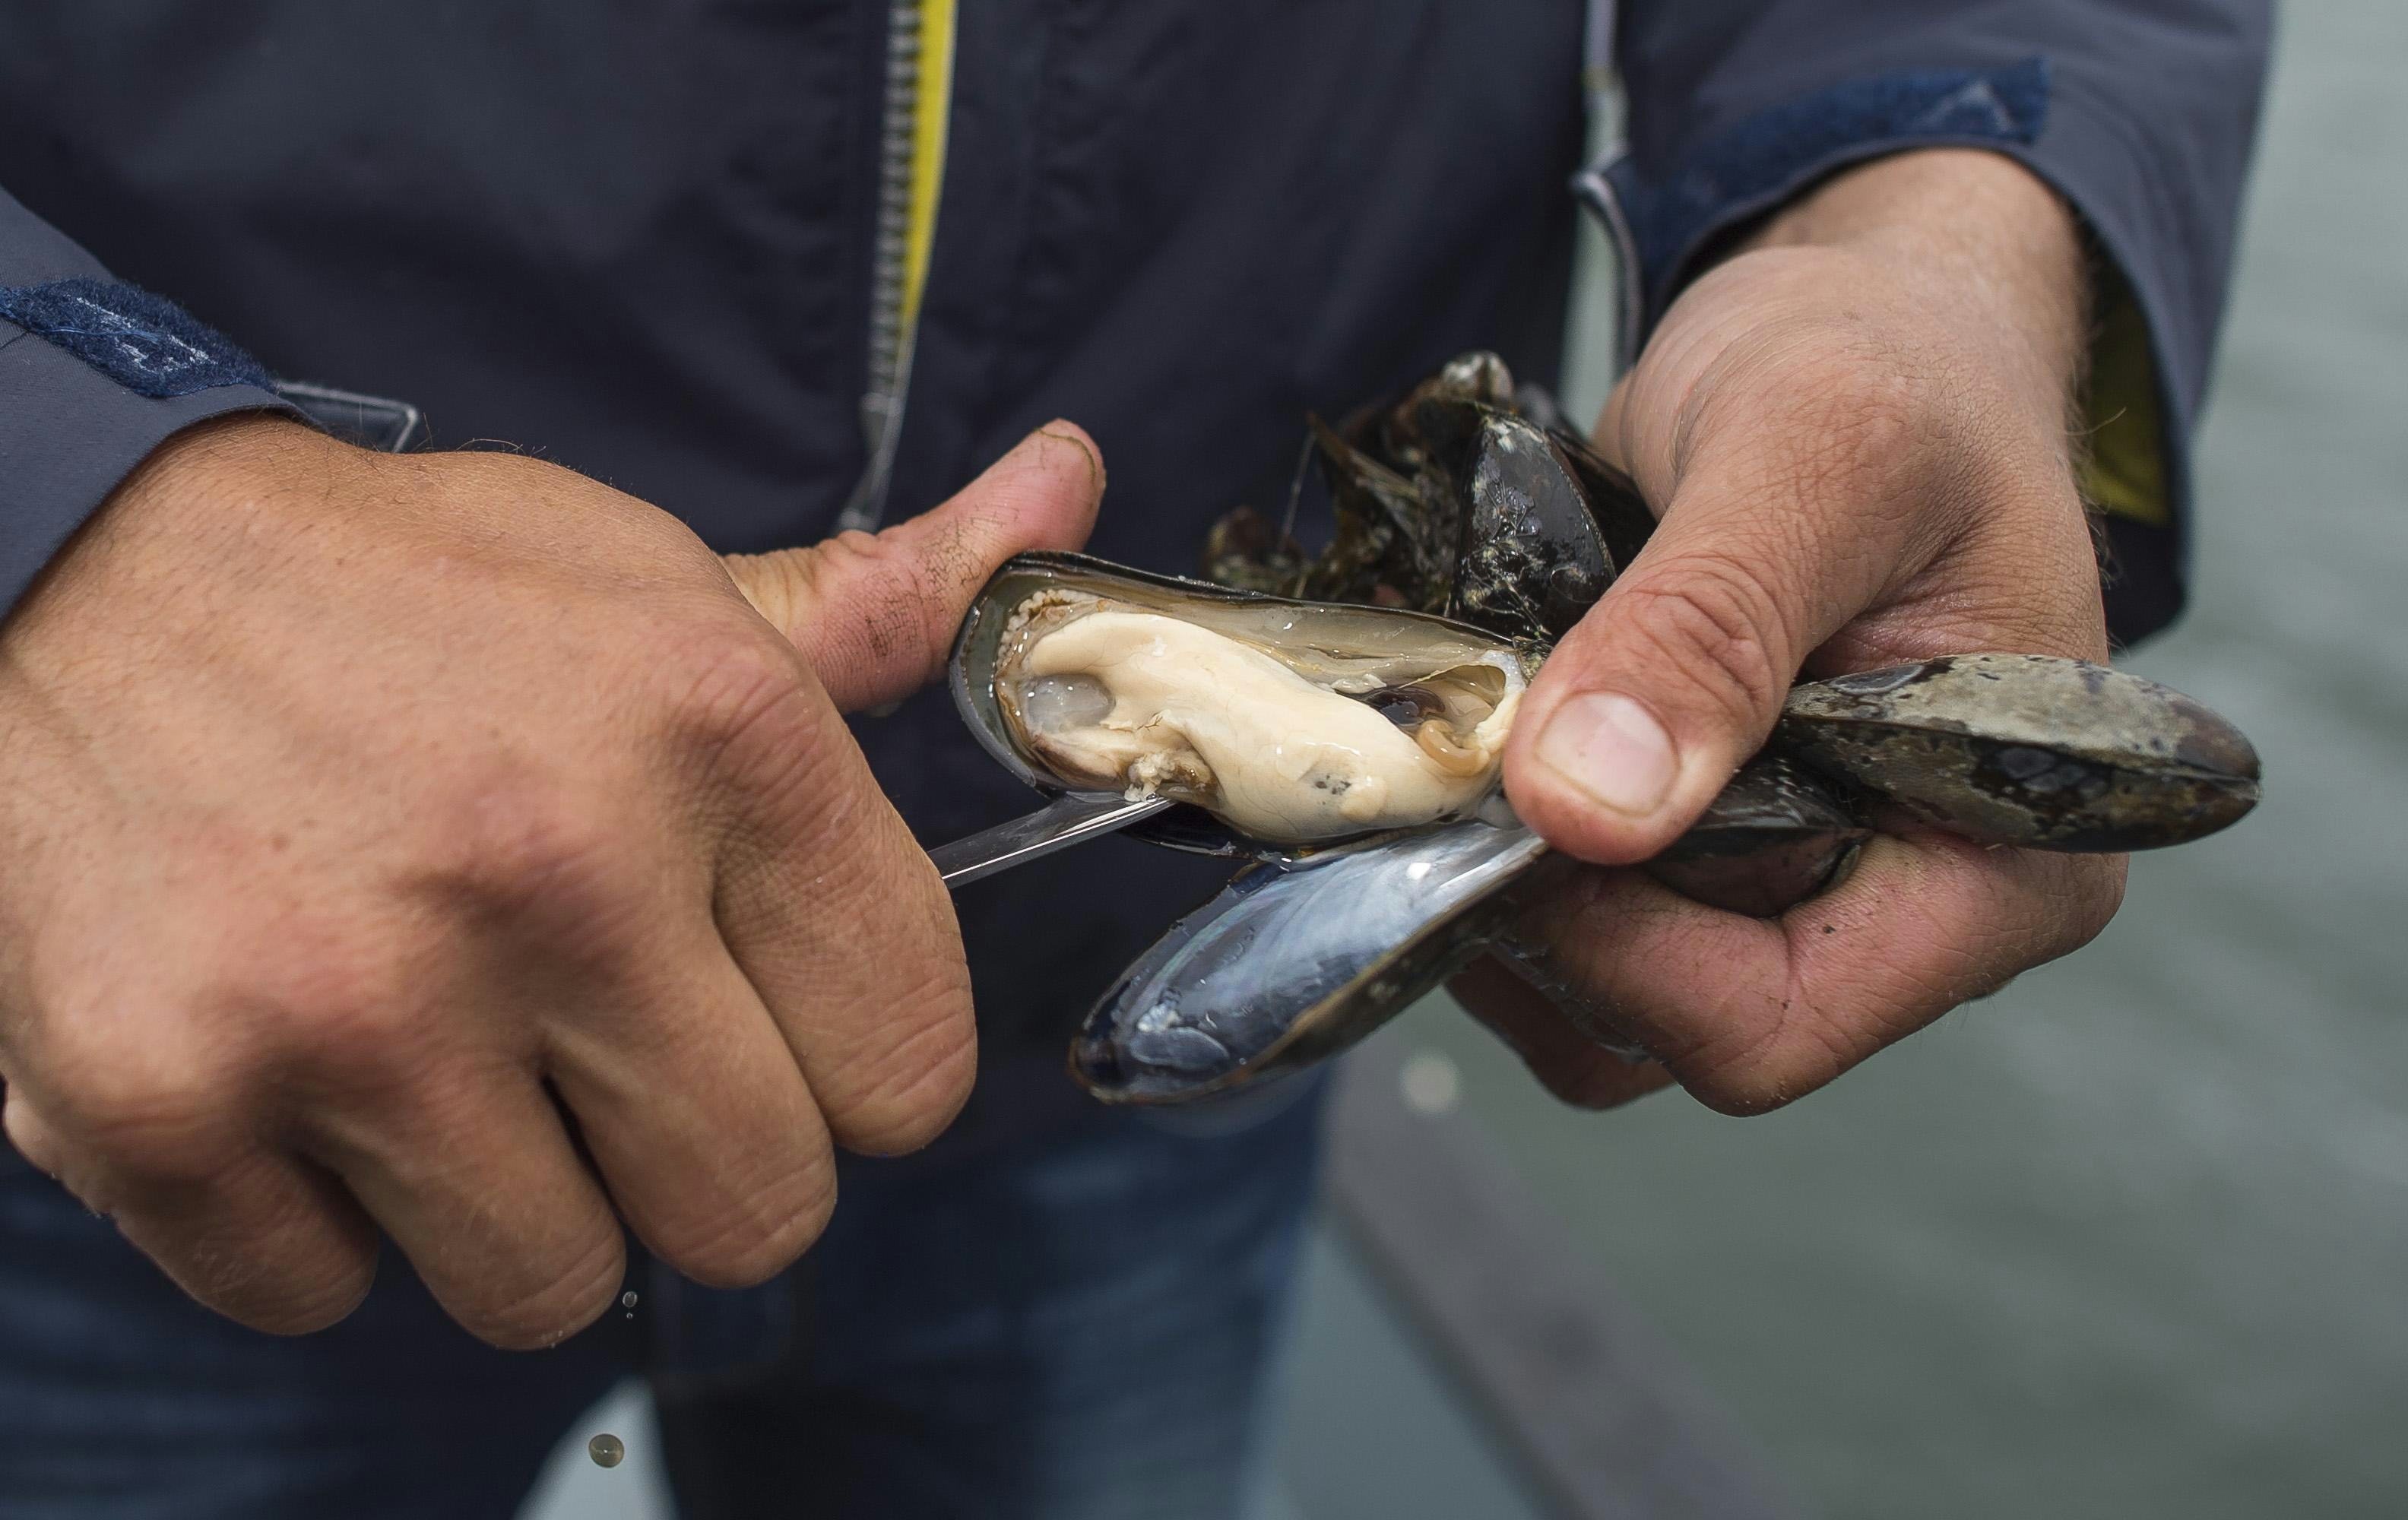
[1776,654,2261,850]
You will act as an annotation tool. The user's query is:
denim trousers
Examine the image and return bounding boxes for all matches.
[0,1068,1328,1520]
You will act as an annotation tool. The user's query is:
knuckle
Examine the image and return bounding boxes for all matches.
[657,1156,837,1289]
[1618,559,1790,728]
[16,971,246,1175]
[210,929,423,1081]
[227,1263,376,1336]
[47,1042,236,1173]
[461,1230,626,1351]
[736,530,867,628]
[420,774,633,942]
[142,1171,378,1335]
[1,1096,60,1175]
[663,626,830,783]
[824,971,977,1157]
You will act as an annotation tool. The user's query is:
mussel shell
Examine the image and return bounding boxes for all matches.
[1358,350,1519,474]
[1199,504,1308,597]
[1301,417,1459,613]
[950,551,1531,859]
[1647,753,1871,917]
[1069,819,1556,1103]
[1544,423,1661,574]
[1418,405,1615,644]
[1776,654,2261,850]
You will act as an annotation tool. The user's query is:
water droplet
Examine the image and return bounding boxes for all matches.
[1399,1050,1461,1116]
[588,1433,625,1468]
[621,1290,638,1309]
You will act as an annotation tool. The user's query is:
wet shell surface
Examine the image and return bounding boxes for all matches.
[1069,820,1555,1102]
[1777,654,2261,850]
[960,555,1528,844]
[1646,754,1870,918]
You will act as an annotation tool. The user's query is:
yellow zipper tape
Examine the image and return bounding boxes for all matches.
[2079,267,2172,529]
[901,0,955,334]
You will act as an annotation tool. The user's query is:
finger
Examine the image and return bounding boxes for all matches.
[687,628,976,1157]
[299,1067,626,1349]
[723,423,1107,712]
[1504,380,1940,866]
[4,1087,381,1335]
[0,1083,59,1173]
[714,756,974,1157]
[541,920,838,1291]
[1448,954,1675,1111]
[1516,831,2125,1115]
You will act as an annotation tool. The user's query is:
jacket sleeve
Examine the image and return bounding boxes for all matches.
[0,185,299,625]
[1589,0,2273,646]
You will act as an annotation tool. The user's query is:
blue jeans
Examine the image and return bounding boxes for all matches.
[0,1066,1326,1520]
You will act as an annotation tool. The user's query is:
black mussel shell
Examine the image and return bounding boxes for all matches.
[1646,753,1871,917]
[1071,822,1553,1103]
[1545,424,1661,574]
[1301,416,1459,613]
[1418,404,1615,644]
[1361,350,1518,473]
[1776,654,2261,851]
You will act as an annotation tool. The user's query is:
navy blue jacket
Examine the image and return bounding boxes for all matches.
[0,2,2269,1078]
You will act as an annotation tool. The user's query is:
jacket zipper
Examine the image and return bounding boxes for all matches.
[1572,0,1643,375]
[835,0,957,534]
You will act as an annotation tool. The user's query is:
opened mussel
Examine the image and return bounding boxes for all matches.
[954,553,1529,848]
[946,350,2264,1106]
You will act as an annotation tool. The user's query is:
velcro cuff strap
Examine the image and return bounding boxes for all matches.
[0,277,273,398]
[1605,58,2052,321]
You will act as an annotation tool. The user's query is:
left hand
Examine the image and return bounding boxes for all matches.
[1456,149,2129,1112]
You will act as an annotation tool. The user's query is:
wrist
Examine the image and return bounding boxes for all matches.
[117,411,332,502]
[96,412,340,548]
[5,413,337,643]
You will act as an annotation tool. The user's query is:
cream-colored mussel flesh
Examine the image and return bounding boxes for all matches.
[995,591,1522,841]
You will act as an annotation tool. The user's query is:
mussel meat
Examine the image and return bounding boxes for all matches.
[956,553,1529,845]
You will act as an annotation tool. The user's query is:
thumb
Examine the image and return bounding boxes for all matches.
[1501,424,1898,866]
[724,423,1105,713]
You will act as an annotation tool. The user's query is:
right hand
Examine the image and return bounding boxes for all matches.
[0,413,1104,1347]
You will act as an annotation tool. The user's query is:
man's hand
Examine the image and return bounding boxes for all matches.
[1462,150,2129,1111]
[0,413,1104,1345]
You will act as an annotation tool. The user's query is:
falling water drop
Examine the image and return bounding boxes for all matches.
[1399,1050,1462,1116]
[621,1289,638,1319]
[588,1433,625,1469]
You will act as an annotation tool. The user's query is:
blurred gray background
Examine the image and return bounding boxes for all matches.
[532,4,2406,1515]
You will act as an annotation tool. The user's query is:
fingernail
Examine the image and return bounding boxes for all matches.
[1533,692,1677,818]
